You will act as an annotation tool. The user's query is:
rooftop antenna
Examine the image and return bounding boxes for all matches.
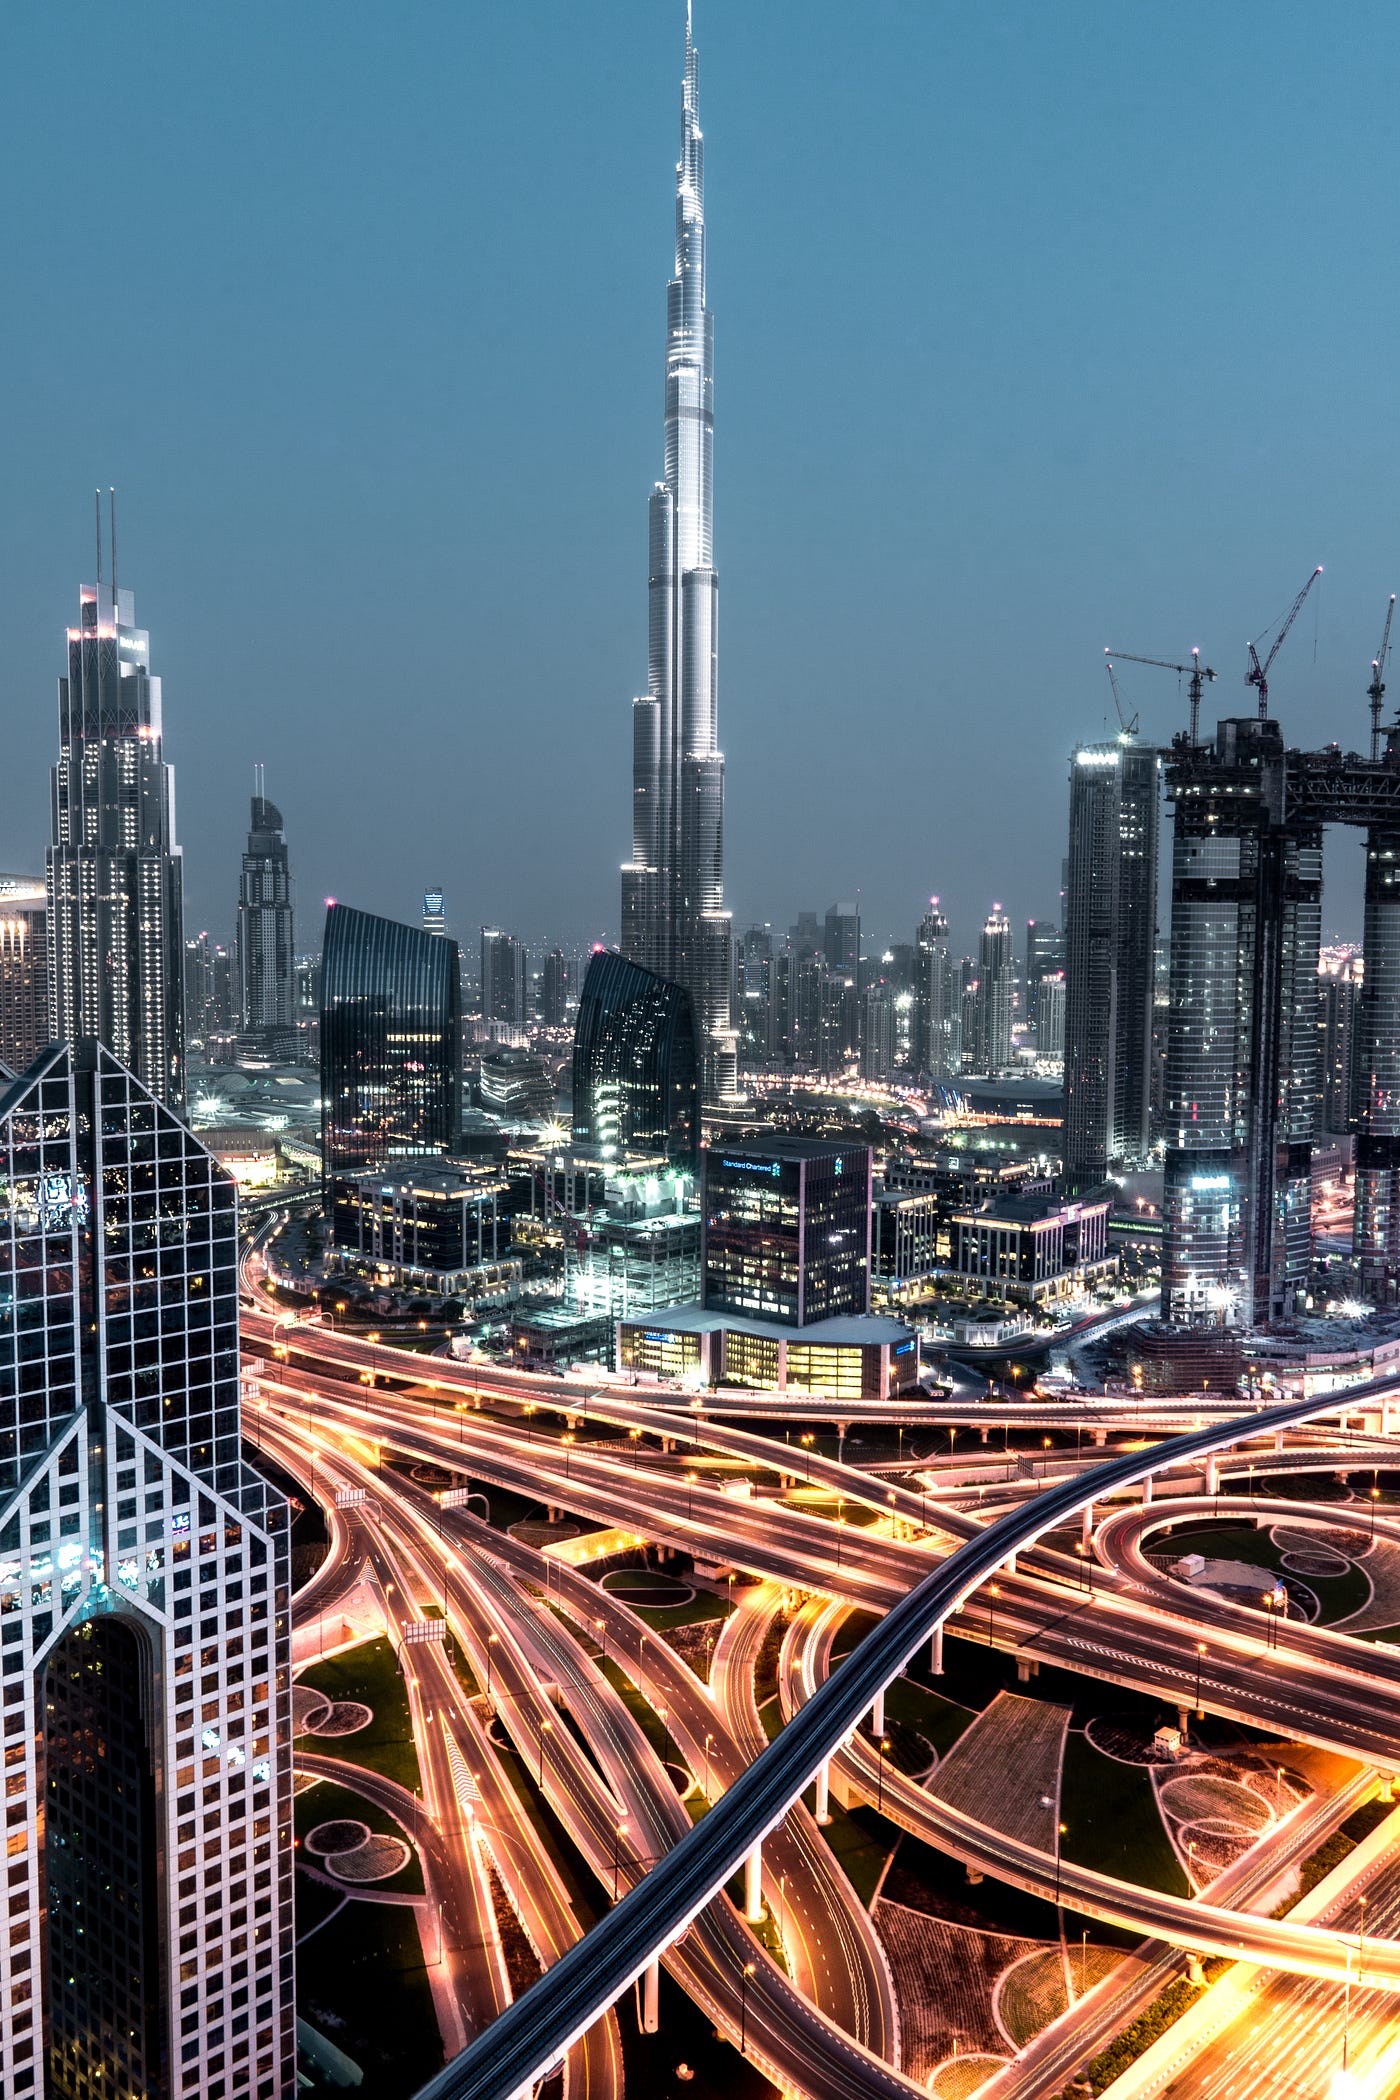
[95,488,103,592]
[109,488,118,600]
[254,761,265,805]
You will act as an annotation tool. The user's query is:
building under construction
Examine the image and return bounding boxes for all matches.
[1162,705,1400,1326]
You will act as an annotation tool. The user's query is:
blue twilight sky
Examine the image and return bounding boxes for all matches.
[1,0,1396,958]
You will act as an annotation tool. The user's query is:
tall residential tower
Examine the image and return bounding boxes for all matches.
[620,8,737,1106]
[47,510,185,1105]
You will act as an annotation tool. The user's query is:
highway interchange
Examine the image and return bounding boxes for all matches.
[244,1224,1400,2100]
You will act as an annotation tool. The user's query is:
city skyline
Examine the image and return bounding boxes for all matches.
[2,3,1395,950]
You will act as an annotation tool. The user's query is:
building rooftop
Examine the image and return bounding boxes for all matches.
[620,1303,914,1347]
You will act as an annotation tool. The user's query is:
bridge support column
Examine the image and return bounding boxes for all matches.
[1204,1455,1218,1496]
[871,1688,885,1737]
[1004,1551,1017,1576]
[1142,1475,1154,1505]
[1081,1504,1093,1548]
[744,1843,763,1922]
[1093,1428,1107,1446]
[1274,1429,1285,1454]
[836,1422,849,1462]
[1178,1706,1190,1738]
[1016,1657,1038,1683]
[643,1957,660,2032]
[815,1761,831,1824]
[929,1623,943,1675]
[1187,1954,1205,1987]
[980,1424,990,1443]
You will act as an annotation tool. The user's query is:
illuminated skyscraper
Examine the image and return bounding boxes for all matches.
[619,7,737,1107]
[47,514,186,1105]
[237,771,296,1054]
[1063,739,1161,1185]
[422,889,447,939]
[0,1039,295,2100]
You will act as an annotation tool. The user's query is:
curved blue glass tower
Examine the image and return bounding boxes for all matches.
[620,6,737,1108]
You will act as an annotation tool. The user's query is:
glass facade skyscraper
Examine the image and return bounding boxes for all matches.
[237,773,296,1054]
[1062,739,1161,1186]
[320,903,461,1179]
[0,1039,294,2099]
[571,949,699,1166]
[701,1137,872,1327]
[47,551,186,1106]
[619,10,738,1107]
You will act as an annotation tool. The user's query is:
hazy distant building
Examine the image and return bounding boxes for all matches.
[571,949,699,1166]
[237,772,296,1054]
[1317,955,1360,1138]
[480,928,527,1032]
[973,906,1015,1074]
[0,877,48,1075]
[1024,919,1064,1034]
[1035,971,1066,1062]
[321,903,461,1178]
[1063,739,1160,1185]
[914,900,958,1079]
[47,540,185,1104]
[540,947,571,1027]
[824,902,861,979]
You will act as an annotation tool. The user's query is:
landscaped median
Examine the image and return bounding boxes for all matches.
[1061,1792,1400,2099]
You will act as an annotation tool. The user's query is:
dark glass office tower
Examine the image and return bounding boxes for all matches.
[973,906,1015,1074]
[47,528,186,1106]
[701,1136,872,1326]
[237,771,296,1054]
[1063,739,1161,1185]
[571,949,699,1165]
[0,1039,294,2100]
[320,903,461,1178]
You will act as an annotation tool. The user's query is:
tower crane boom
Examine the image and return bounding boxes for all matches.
[1246,566,1323,720]
[1103,646,1217,744]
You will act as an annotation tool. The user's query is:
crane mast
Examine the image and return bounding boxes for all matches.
[1369,594,1396,761]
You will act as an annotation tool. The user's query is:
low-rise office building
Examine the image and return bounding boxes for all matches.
[331,1157,520,1303]
[950,1186,1114,1308]
[618,1306,919,1398]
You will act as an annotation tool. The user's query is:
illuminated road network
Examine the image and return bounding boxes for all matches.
[243,1219,1400,2100]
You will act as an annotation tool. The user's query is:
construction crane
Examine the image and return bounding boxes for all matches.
[1246,565,1323,720]
[1103,656,1137,736]
[1103,646,1217,744]
[1368,594,1396,761]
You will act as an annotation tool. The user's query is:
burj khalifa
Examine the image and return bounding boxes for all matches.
[620,5,738,1108]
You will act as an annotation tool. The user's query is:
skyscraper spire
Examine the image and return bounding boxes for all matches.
[621,4,738,1108]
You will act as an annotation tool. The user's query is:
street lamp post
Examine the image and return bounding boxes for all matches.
[485,1631,499,1703]
[988,1582,1000,1649]
[739,1959,756,2058]
[876,1736,890,1813]
[1195,1643,1207,1719]
[613,1819,628,1902]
